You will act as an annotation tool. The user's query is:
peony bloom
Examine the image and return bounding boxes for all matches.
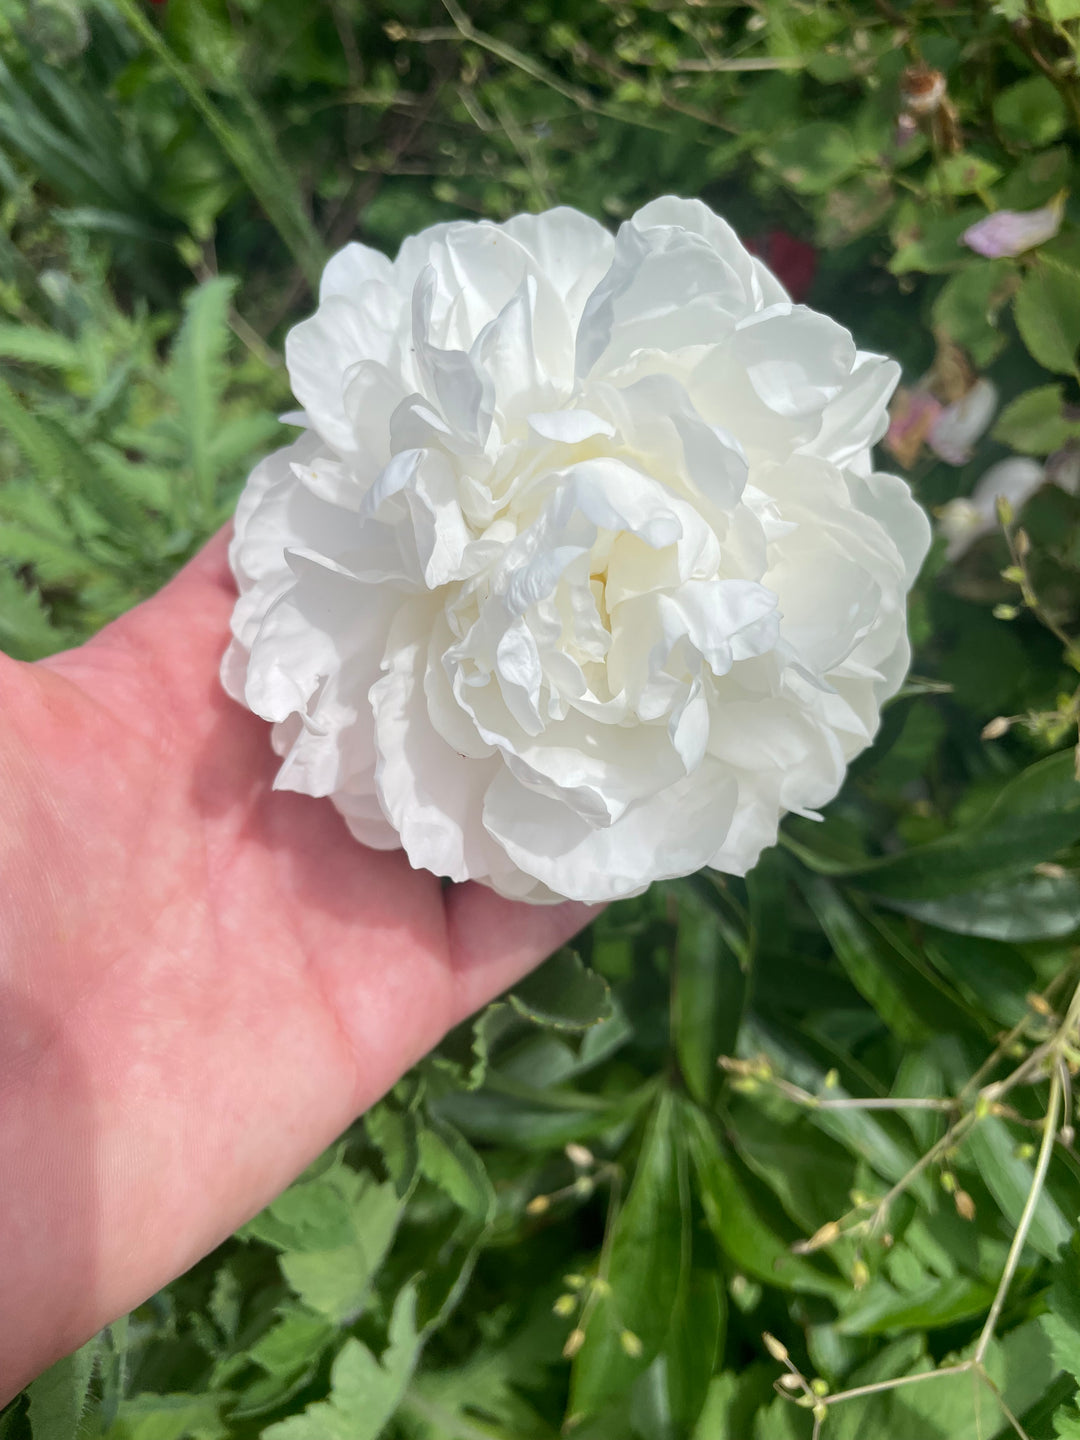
[223,198,930,904]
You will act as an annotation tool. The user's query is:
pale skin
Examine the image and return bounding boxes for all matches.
[0,531,594,1403]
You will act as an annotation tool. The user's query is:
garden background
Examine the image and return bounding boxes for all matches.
[3,0,1080,1435]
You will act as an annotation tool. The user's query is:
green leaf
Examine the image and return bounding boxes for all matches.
[799,877,928,1042]
[0,372,72,481]
[654,1266,726,1436]
[166,277,236,519]
[247,1310,336,1380]
[243,1160,404,1322]
[681,1100,845,1300]
[844,751,1080,900]
[103,1392,228,1440]
[262,1285,419,1440]
[1047,0,1080,19]
[928,152,1002,196]
[0,324,82,368]
[107,0,326,288]
[570,1091,687,1417]
[28,1337,99,1440]
[1014,262,1080,374]
[890,1321,1055,1440]
[509,949,612,1031]
[0,565,65,659]
[963,1117,1072,1260]
[993,75,1067,146]
[672,882,746,1104]
[365,1101,421,1197]
[993,383,1080,455]
[692,1368,776,1440]
[225,1308,336,1420]
[884,872,1080,941]
[890,205,982,274]
[418,1115,495,1221]
[999,146,1071,209]
[922,930,1034,1026]
[433,1075,646,1149]
[932,261,1018,366]
[837,1275,994,1336]
[759,122,860,195]
[1041,1235,1080,1382]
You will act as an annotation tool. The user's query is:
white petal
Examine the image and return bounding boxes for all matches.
[285,288,403,456]
[319,241,394,300]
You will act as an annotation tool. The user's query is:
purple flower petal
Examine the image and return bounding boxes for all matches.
[962,199,1064,259]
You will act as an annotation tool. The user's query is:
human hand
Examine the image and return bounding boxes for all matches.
[0,531,593,1401]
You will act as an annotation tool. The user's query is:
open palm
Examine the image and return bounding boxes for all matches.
[0,531,592,1401]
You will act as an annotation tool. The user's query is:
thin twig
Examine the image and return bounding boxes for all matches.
[974,1063,1063,1364]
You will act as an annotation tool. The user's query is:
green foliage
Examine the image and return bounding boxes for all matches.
[4,0,1080,1437]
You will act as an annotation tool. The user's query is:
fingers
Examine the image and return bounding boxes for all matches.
[443,883,601,1021]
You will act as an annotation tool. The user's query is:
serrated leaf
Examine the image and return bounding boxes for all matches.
[0,565,65,659]
[244,1161,404,1322]
[365,1101,421,1196]
[247,1311,335,1381]
[102,1391,228,1440]
[418,1115,495,1220]
[166,277,236,518]
[262,1286,418,1440]
[509,949,611,1031]
[760,121,860,194]
[1042,1237,1080,1383]
[0,324,82,368]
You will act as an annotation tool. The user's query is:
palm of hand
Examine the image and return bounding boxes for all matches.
[0,533,590,1399]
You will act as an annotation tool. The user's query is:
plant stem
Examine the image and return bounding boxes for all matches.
[974,1061,1063,1365]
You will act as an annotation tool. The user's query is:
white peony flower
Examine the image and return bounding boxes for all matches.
[222,198,930,904]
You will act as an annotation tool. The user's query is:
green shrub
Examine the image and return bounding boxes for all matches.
[3,2,1080,1436]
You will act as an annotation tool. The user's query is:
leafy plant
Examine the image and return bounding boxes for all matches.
[4,0,1080,1437]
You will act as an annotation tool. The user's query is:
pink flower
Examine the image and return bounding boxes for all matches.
[962,197,1064,259]
[885,387,943,469]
